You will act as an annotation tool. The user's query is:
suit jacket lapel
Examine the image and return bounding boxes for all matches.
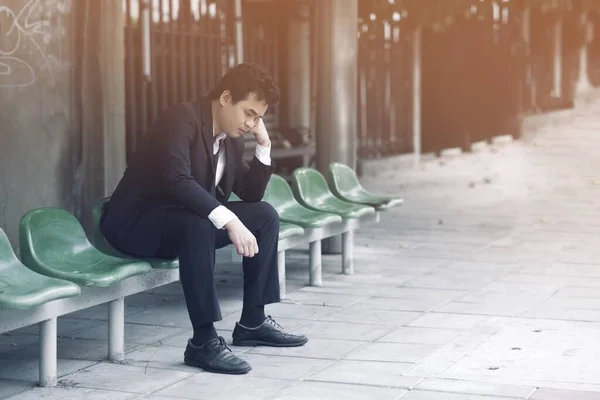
[198,97,216,175]
[221,138,236,195]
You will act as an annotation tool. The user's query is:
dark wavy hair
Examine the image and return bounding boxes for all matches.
[210,63,280,105]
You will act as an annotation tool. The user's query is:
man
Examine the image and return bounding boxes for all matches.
[100,63,307,375]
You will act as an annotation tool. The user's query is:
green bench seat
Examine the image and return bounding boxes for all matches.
[279,222,305,240]
[328,162,403,211]
[19,207,155,369]
[19,208,152,287]
[292,167,378,275]
[92,198,179,270]
[263,174,346,287]
[227,191,308,296]
[264,175,342,229]
[0,226,81,387]
[292,168,375,219]
[0,228,80,310]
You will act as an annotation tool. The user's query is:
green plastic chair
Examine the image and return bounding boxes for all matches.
[224,186,307,296]
[227,192,242,202]
[328,162,403,211]
[291,168,375,219]
[0,227,80,310]
[229,184,326,234]
[92,198,179,269]
[278,222,305,240]
[0,225,82,388]
[19,208,152,287]
[264,174,346,287]
[292,168,378,277]
[263,174,342,228]
[226,189,306,239]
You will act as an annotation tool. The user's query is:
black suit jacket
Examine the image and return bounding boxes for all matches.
[100,97,274,257]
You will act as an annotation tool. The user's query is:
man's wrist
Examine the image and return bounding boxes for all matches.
[208,206,238,229]
[223,217,239,230]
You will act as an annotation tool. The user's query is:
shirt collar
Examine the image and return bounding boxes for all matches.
[214,132,226,145]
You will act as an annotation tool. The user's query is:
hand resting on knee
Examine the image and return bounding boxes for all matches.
[225,218,259,257]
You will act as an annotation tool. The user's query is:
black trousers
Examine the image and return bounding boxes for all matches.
[153,201,281,327]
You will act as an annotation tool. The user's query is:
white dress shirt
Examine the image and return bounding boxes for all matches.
[207,132,271,229]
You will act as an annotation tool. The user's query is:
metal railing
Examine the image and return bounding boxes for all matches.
[357,13,414,159]
[123,0,236,160]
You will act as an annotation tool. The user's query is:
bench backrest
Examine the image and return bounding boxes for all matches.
[91,197,122,257]
[263,174,300,212]
[328,162,361,197]
[0,228,21,275]
[19,208,92,269]
[291,168,331,205]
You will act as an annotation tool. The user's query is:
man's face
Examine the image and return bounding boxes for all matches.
[217,91,268,138]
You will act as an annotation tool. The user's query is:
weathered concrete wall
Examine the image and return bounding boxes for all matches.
[0,0,77,248]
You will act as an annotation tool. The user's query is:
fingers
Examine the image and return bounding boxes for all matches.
[235,234,258,258]
[236,243,245,256]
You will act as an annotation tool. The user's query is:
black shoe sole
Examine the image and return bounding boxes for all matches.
[232,338,308,347]
[184,357,252,374]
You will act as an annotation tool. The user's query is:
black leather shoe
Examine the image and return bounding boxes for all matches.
[183,337,252,374]
[232,316,308,347]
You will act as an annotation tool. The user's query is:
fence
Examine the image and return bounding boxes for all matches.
[123,0,236,160]
[358,0,591,158]
[122,0,598,164]
[357,3,414,159]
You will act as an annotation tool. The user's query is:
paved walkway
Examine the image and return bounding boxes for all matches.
[3,94,600,399]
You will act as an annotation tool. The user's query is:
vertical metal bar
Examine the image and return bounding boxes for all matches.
[553,16,563,98]
[198,3,208,93]
[359,58,367,156]
[160,0,169,111]
[125,0,137,160]
[277,250,286,298]
[208,18,215,87]
[308,240,322,286]
[179,0,189,102]
[140,0,151,135]
[235,0,244,63]
[189,4,198,100]
[39,318,57,387]
[412,26,422,166]
[341,230,353,275]
[141,0,152,79]
[150,0,159,122]
[108,297,125,362]
[170,0,179,104]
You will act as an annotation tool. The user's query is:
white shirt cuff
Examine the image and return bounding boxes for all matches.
[255,143,271,166]
[208,205,237,229]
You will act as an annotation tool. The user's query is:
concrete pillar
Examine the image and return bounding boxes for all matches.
[80,0,127,230]
[577,11,592,96]
[100,0,127,195]
[287,1,312,150]
[314,0,358,253]
[315,0,358,173]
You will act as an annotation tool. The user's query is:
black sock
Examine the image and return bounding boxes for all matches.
[191,323,218,346]
[239,305,266,328]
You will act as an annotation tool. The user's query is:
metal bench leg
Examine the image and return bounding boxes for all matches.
[108,297,125,362]
[342,230,354,275]
[39,317,57,387]
[278,250,286,299]
[309,240,322,286]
